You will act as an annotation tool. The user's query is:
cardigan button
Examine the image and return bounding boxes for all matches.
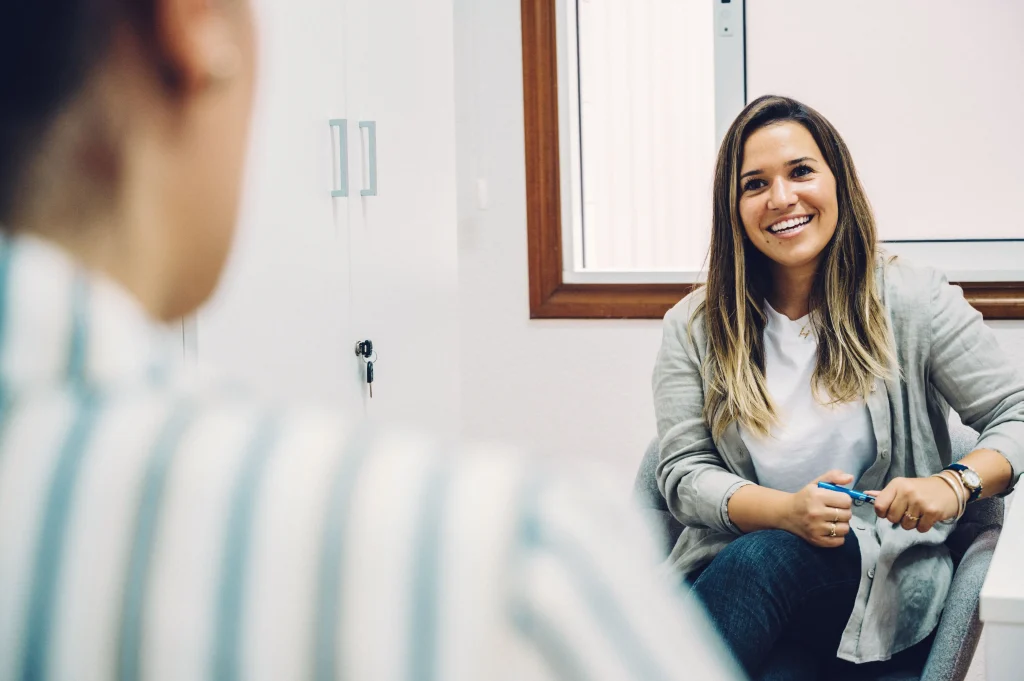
[868,568,876,579]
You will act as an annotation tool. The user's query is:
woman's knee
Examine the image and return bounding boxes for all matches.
[696,528,860,599]
[719,530,804,569]
[696,530,802,590]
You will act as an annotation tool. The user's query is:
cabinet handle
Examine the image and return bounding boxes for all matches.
[329,119,348,198]
[359,121,378,197]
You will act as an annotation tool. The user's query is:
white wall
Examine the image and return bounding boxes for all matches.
[455,0,659,490]
[453,0,1024,497]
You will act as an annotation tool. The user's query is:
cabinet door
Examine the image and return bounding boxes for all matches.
[196,0,363,408]
[345,0,461,436]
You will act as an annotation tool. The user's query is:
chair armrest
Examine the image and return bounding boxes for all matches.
[921,525,1001,681]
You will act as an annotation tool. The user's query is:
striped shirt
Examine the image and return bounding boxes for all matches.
[0,235,742,681]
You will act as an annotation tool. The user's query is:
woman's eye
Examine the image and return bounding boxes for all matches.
[792,164,813,178]
[743,178,767,192]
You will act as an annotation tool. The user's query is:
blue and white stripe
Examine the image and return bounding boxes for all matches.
[0,235,742,681]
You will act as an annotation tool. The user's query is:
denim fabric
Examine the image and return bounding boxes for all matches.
[689,529,862,680]
[689,529,934,681]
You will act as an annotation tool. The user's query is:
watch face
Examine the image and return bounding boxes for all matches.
[963,470,982,489]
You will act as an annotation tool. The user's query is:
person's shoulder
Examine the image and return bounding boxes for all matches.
[163,377,532,484]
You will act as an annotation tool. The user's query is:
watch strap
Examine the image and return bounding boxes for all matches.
[944,463,982,502]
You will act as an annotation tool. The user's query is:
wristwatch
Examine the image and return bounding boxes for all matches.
[945,463,983,502]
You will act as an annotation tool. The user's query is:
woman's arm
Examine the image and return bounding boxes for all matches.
[653,300,754,535]
[728,471,857,547]
[927,272,1024,494]
[868,270,1023,531]
[867,448,1012,534]
[726,484,791,533]
[956,448,1014,499]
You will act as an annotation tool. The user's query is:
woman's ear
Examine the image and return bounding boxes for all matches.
[153,0,242,91]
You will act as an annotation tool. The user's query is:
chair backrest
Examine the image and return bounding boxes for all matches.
[632,437,684,556]
[634,419,1005,557]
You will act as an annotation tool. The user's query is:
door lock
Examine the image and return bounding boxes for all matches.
[354,340,373,358]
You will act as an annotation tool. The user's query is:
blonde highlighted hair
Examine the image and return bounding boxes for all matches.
[697,95,895,439]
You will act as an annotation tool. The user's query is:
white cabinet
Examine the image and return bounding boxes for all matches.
[193,0,460,436]
[345,0,461,434]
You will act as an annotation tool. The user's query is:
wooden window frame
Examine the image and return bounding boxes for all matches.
[521,0,1024,320]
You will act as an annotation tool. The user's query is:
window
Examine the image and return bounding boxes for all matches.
[522,0,1024,319]
[569,0,717,276]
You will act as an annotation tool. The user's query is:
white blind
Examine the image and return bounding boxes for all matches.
[576,0,717,272]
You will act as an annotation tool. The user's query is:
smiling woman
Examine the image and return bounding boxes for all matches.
[702,96,893,440]
[653,95,1023,680]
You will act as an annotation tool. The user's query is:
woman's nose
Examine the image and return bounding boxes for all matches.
[766,178,796,211]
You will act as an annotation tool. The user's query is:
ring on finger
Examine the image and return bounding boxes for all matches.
[832,507,840,523]
[903,511,921,522]
[829,521,837,537]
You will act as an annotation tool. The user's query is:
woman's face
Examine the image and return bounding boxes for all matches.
[737,121,839,275]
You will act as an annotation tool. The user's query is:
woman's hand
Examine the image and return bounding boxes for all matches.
[782,470,855,547]
[865,477,961,532]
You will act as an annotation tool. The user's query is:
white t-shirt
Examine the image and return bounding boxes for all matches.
[739,302,877,493]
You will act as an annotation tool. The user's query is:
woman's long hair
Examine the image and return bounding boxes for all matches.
[698,95,894,439]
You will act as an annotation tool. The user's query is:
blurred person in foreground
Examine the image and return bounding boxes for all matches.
[0,1,743,680]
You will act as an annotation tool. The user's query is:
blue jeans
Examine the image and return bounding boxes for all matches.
[688,529,931,681]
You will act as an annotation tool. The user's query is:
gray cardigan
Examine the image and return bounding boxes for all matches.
[653,257,1024,664]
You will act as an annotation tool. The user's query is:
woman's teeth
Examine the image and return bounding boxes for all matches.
[768,215,812,234]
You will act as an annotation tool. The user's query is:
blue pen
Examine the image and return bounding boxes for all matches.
[817,482,876,504]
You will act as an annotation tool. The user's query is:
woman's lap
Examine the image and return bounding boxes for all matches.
[687,529,863,679]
